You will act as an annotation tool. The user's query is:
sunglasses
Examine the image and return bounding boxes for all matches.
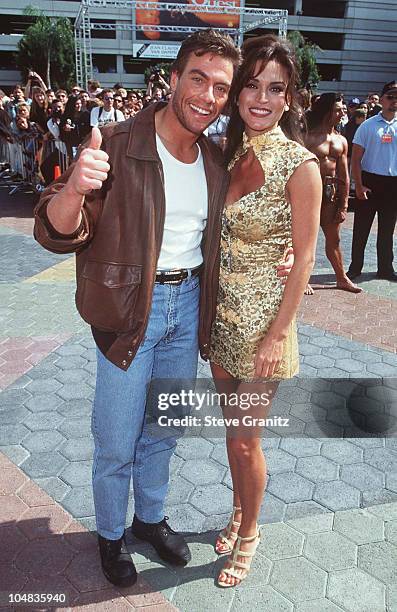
[385,94,397,100]
[104,96,114,101]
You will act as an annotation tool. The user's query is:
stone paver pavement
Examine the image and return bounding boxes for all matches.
[0,452,176,611]
[1,191,396,610]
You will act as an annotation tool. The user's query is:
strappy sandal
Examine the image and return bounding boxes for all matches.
[215,506,241,555]
[217,528,261,588]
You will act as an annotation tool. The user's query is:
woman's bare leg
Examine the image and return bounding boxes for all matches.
[218,379,279,586]
[210,363,242,550]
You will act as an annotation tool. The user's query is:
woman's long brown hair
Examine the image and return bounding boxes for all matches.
[224,34,304,165]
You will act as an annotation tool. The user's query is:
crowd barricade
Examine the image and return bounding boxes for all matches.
[0,131,70,196]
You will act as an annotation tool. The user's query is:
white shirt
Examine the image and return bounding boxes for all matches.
[353,112,397,176]
[46,119,67,155]
[156,134,208,270]
[90,106,124,128]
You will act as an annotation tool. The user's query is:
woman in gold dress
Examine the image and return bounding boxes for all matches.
[209,35,322,587]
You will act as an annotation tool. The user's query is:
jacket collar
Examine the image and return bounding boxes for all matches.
[126,101,224,168]
[126,102,163,161]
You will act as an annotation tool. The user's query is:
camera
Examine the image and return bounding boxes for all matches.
[151,68,164,79]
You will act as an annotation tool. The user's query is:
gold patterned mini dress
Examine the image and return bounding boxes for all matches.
[209,125,317,381]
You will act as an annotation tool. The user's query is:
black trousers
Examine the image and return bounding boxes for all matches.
[349,171,397,275]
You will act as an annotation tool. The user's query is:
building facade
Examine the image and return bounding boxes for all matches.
[1,0,396,98]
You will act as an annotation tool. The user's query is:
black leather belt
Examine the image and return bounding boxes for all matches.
[155,265,202,285]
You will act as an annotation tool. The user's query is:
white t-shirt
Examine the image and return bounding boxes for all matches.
[46,119,67,155]
[90,106,124,127]
[156,134,208,270]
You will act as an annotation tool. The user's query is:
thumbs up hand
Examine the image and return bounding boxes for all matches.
[68,127,110,196]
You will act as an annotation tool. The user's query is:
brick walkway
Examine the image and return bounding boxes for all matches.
[1,191,396,611]
[299,290,397,354]
[0,453,176,611]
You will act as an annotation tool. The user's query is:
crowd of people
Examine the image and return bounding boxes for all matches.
[0,70,172,184]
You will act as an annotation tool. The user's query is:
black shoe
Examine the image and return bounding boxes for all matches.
[131,515,191,566]
[376,271,397,281]
[98,532,137,587]
[346,269,361,281]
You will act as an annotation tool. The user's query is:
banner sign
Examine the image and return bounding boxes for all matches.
[133,43,181,58]
[132,0,243,57]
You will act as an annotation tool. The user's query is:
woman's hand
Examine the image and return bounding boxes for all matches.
[254,333,284,378]
[276,247,294,285]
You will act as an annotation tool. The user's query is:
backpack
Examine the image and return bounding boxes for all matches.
[98,106,117,127]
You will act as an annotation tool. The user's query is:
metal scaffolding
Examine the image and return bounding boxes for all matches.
[74,0,288,88]
[75,2,94,91]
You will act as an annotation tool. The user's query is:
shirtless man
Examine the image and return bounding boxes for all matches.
[304,93,362,294]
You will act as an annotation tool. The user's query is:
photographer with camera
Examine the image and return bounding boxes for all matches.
[146,68,170,102]
[25,71,47,101]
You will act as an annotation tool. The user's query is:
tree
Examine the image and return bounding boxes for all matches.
[288,30,320,91]
[16,6,75,90]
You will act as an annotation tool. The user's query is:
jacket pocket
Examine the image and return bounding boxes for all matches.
[76,261,142,332]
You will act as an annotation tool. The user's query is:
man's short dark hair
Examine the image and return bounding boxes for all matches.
[172,29,241,76]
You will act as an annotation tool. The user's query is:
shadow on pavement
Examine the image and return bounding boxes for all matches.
[0,188,37,220]
[1,517,175,609]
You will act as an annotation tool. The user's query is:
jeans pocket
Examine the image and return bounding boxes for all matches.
[185,274,200,292]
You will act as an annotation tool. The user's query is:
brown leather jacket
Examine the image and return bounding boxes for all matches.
[34,103,229,370]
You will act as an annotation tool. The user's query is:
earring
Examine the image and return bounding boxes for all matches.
[284,104,290,111]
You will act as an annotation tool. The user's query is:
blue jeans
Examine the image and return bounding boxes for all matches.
[92,274,200,540]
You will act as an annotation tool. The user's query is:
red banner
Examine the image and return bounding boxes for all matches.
[135,0,242,41]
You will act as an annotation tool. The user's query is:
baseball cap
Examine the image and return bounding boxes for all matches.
[348,97,360,106]
[381,81,397,96]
